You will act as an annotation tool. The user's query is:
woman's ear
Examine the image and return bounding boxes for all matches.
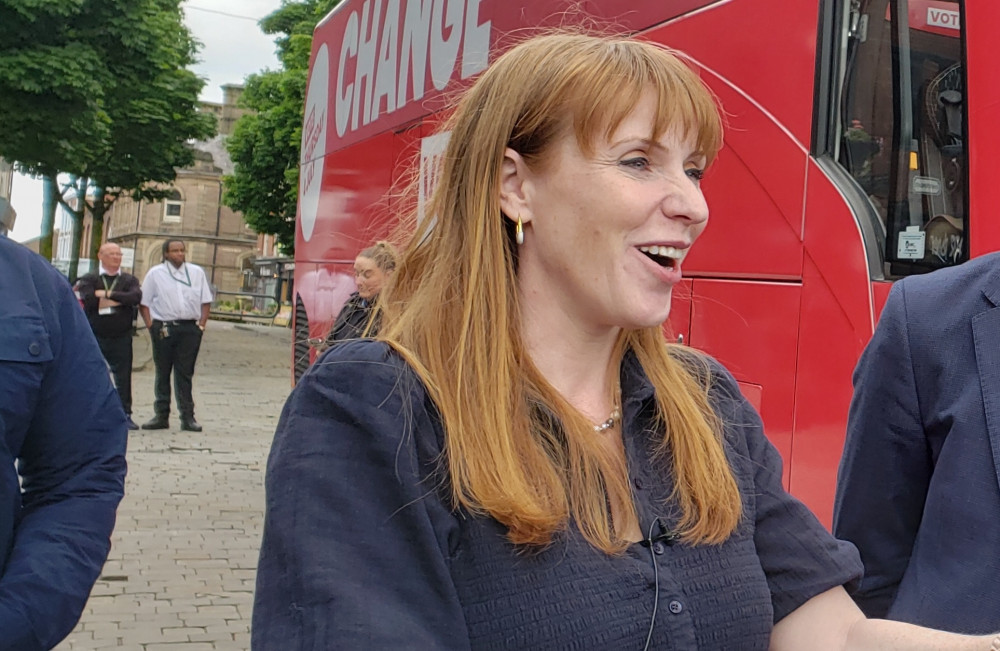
[499,147,532,226]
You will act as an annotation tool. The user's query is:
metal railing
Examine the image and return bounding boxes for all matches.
[210,291,282,324]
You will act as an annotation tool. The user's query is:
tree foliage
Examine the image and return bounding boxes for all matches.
[0,0,215,273]
[223,0,340,255]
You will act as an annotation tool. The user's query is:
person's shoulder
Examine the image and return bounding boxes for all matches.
[665,345,750,430]
[667,345,740,399]
[312,339,406,372]
[890,253,1000,321]
[304,340,430,411]
[897,253,1000,296]
[310,340,417,384]
[0,238,69,293]
[143,263,165,279]
[1,237,51,274]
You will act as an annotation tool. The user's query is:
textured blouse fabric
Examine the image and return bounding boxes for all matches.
[253,341,862,650]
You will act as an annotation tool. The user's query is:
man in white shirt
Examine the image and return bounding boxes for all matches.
[138,239,214,432]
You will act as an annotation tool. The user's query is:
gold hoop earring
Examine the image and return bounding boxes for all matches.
[515,216,524,245]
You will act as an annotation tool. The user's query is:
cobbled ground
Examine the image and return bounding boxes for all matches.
[56,320,294,650]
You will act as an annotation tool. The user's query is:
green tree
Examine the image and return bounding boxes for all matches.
[0,0,109,259]
[223,0,340,255]
[0,0,214,276]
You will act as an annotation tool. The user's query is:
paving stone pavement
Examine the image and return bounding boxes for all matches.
[56,320,294,650]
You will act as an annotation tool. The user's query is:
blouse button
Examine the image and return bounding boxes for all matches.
[28,342,41,356]
[668,600,684,614]
[652,541,665,555]
[633,477,644,490]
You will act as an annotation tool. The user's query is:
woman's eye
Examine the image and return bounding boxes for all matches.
[686,168,705,183]
[621,157,650,170]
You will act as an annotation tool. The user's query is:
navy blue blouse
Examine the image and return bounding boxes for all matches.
[253,341,861,649]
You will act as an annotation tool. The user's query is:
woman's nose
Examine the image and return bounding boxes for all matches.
[662,172,708,225]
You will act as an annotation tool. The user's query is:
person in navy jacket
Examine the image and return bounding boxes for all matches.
[0,237,128,650]
[835,251,1000,633]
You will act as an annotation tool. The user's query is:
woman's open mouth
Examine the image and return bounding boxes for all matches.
[637,245,683,270]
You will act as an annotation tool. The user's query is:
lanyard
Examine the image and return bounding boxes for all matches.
[102,274,119,293]
[167,262,192,287]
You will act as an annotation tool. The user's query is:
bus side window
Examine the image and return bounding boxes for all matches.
[835,0,967,277]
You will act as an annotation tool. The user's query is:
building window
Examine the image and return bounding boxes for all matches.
[163,189,183,223]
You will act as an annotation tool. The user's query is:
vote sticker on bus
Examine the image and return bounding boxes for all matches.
[897,225,927,260]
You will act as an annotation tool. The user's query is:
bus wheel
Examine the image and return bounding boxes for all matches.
[294,295,311,383]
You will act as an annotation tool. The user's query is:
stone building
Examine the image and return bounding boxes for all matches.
[199,84,248,138]
[104,85,257,295]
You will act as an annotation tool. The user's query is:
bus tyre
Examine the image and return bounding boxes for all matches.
[294,295,311,383]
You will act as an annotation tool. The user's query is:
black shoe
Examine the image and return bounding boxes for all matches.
[141,417,169,430]
[180,418,202,432]
[126,417,139,431]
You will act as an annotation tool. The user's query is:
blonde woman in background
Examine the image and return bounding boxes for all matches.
[319,241,397,346]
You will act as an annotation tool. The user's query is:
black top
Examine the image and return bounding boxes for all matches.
[76,270,142,338]
[325,292,378,344]
[253,341,862,649]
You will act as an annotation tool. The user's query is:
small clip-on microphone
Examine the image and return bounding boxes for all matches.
[639,519,678,547]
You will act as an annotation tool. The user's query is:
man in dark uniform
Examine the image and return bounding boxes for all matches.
[76,242,143,430]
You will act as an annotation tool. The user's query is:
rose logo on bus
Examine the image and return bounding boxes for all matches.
[300,44,330,243]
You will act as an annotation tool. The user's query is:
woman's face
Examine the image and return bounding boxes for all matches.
[354,255,388,300]
[511,90,710,332]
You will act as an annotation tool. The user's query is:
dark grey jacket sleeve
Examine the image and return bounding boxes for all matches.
[252,341,470,650]
[833,281,931,617]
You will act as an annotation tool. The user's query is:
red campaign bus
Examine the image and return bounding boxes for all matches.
[292,0,1000,526]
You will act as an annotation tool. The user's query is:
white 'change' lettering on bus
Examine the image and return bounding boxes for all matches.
[335,0,491,137]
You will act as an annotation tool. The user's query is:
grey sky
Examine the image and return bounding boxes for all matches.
[10,0,285,242]
[183,0,284,103]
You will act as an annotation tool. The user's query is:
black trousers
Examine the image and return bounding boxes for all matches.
[96,334,133,415]
[150,320,203,420]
